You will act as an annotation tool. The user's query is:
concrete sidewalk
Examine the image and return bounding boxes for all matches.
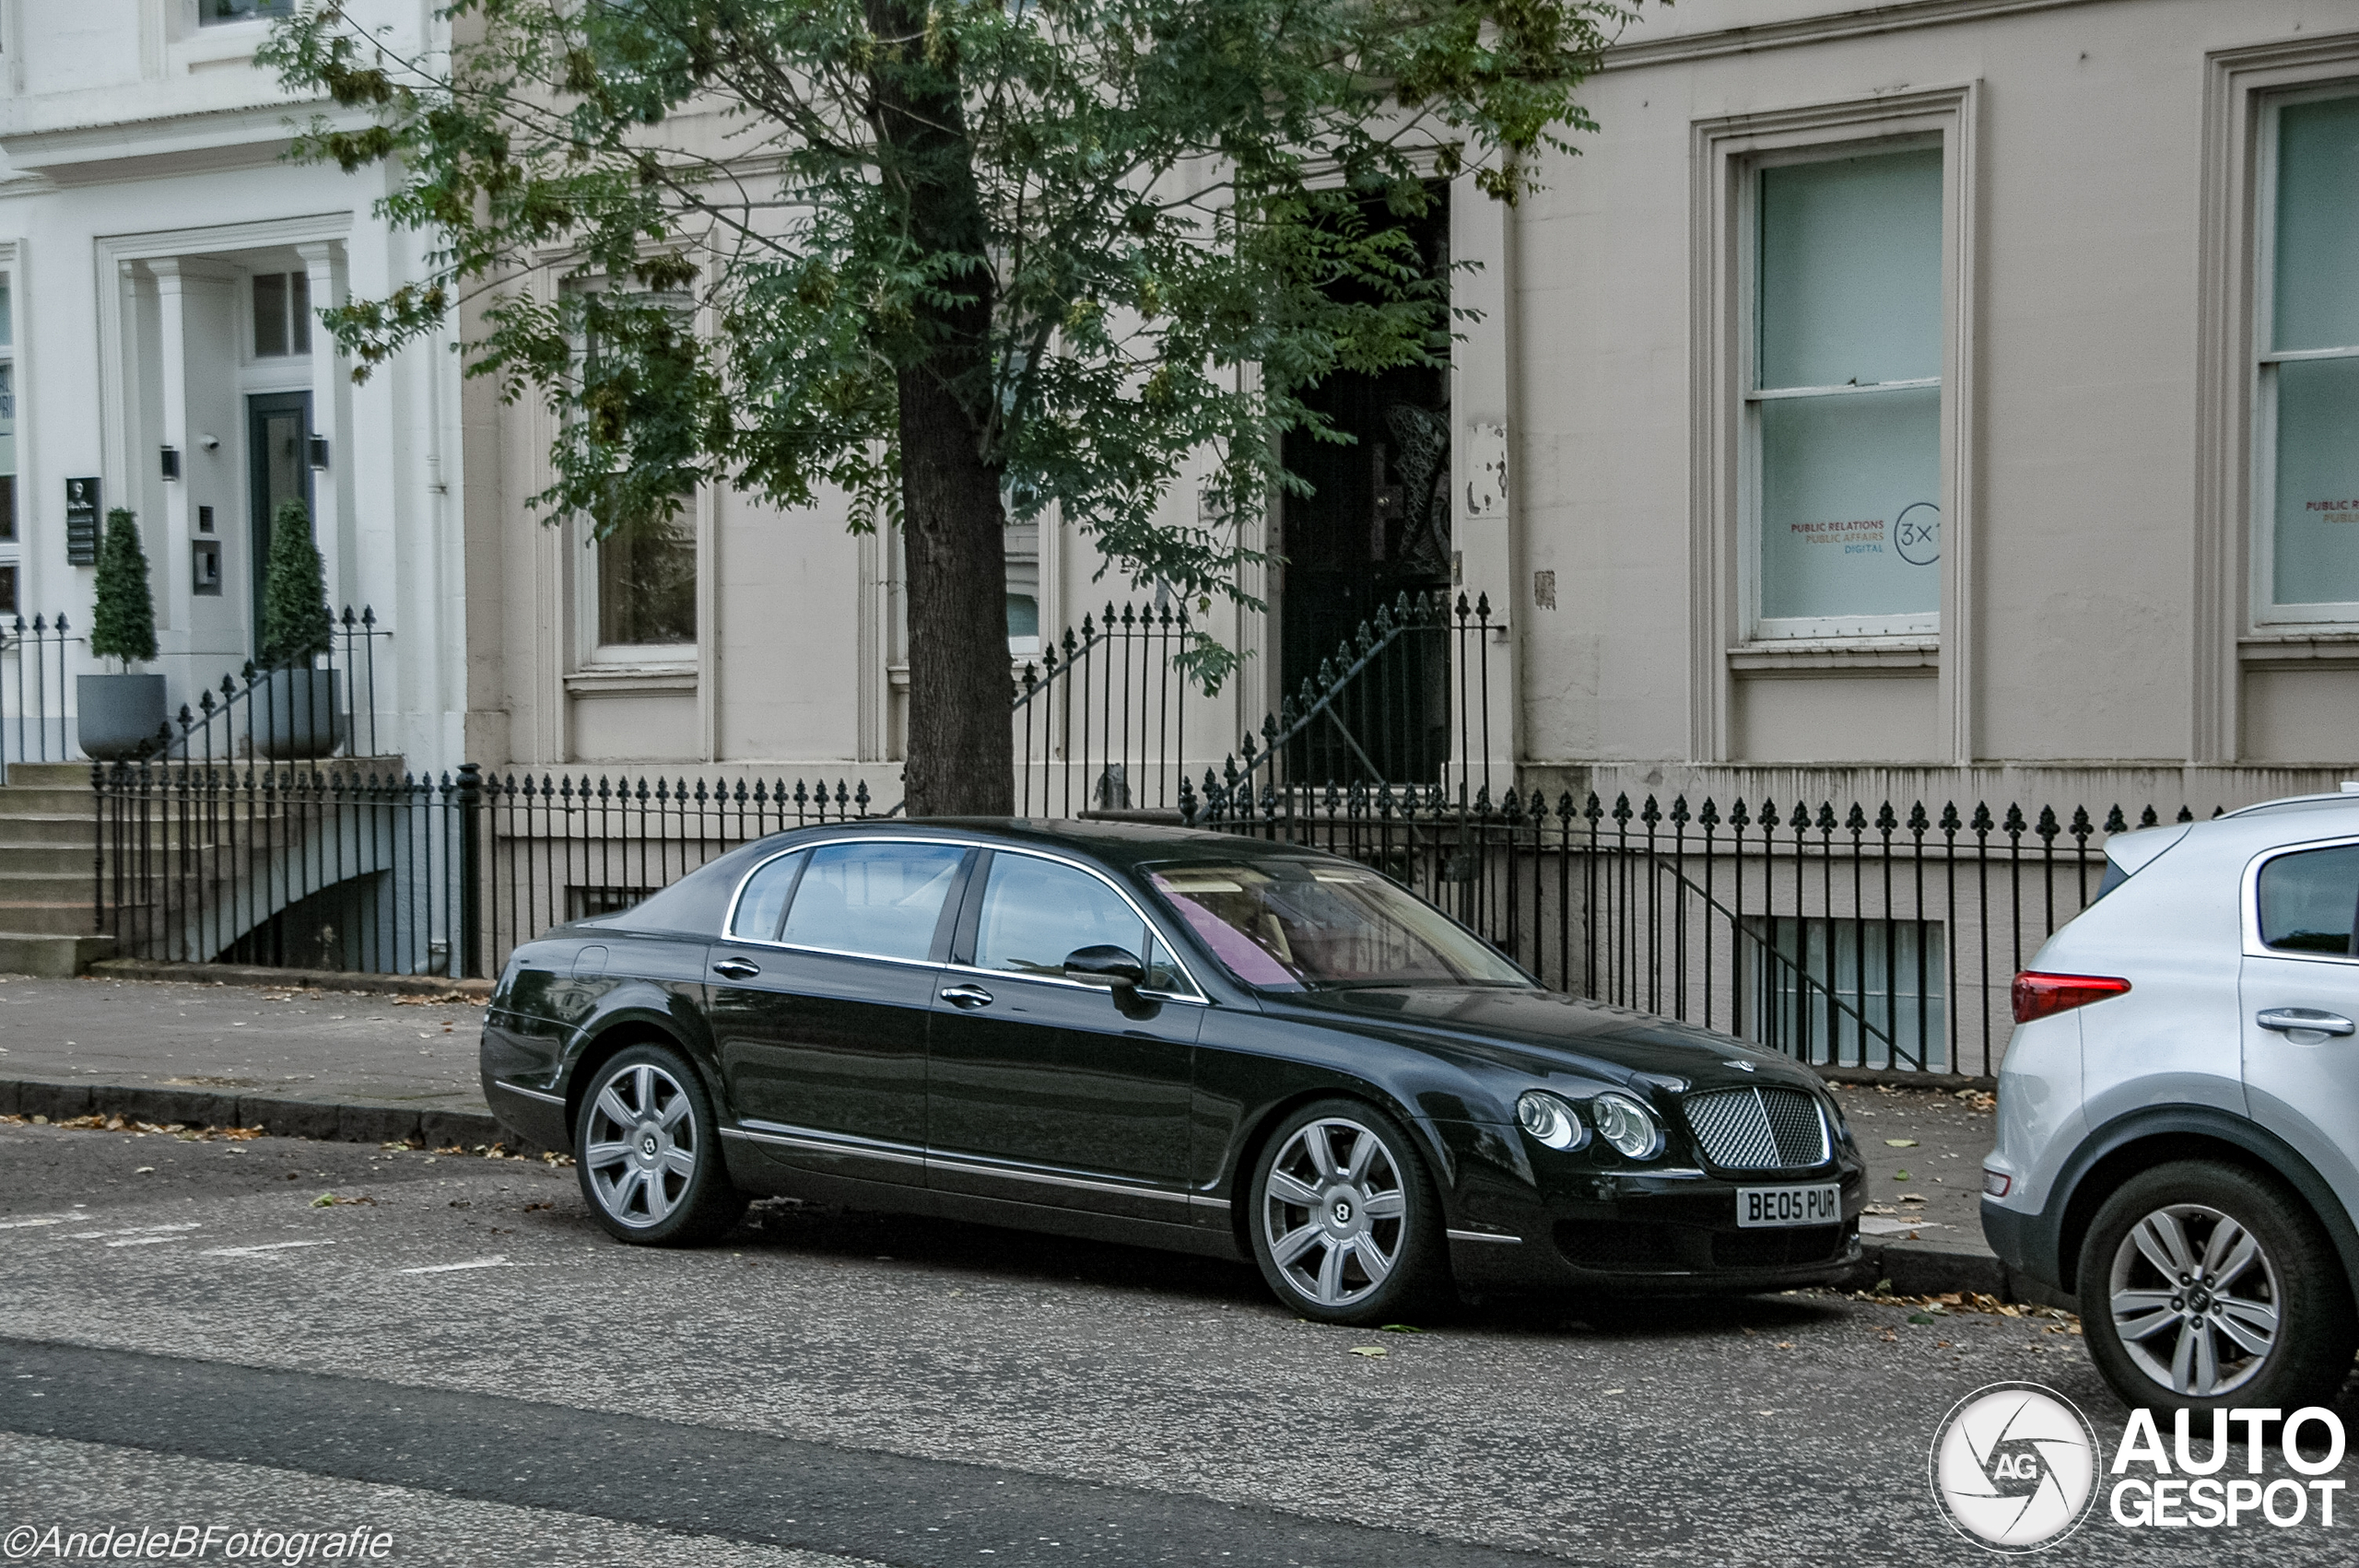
[0,971,2044,1305]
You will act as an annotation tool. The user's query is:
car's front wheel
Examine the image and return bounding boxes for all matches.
[2079,1160,2355,1414]
[574,1045,745,1246]
[1247,1099,1447,1325]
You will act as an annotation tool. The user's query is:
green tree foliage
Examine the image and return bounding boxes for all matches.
[262,0,1636,811]
[262,497,334,668]
[88,509,158,671]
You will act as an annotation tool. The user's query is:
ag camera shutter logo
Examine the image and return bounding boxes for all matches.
[1929,1383,2099,1551]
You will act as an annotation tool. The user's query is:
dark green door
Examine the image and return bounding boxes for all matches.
[246,392,314,654]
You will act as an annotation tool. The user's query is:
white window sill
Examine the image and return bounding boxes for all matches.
[567,662,698,695]
[2240,634,2359,669]
[1729,638,1938,675]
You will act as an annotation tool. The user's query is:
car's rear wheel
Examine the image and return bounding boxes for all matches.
[575,1045,745,1246]
[2079,1160,2354,1414]
[1248,1099,1447,1325]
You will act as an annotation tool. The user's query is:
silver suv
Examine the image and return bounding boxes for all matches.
[1983,791,2359,1413]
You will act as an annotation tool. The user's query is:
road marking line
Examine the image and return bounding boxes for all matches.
[400,1256,509,1275]
[202,1241,337,1257]
[69,1223,203,1241]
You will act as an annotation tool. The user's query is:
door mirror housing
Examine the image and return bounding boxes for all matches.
[1063,944,1146,992]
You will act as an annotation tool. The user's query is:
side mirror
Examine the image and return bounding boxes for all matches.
[1064,944,1146,992]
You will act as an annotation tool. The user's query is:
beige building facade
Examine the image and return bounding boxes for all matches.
[464,0,2359,826]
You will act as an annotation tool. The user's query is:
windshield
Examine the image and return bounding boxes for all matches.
[1146,860,1532,991]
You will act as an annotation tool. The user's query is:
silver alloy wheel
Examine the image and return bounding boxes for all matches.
[2108,1201,2282,1398]
[1261,1117,1408,1307]
[583,1061,698,1228]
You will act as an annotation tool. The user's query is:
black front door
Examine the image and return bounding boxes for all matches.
[925,849,1201,1223]
[706,839,971,1188]
[246,392,314,654]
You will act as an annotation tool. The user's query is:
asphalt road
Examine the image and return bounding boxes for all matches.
[1,1118,2353,1567]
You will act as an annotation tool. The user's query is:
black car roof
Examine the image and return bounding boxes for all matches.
[594,816,1344,942]
[789,816,1342,872]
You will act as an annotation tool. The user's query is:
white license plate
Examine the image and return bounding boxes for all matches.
[1736,1184,1843,1228]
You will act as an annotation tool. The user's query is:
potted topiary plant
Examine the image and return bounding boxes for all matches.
[77,508,168,759]
[255,497,343,759]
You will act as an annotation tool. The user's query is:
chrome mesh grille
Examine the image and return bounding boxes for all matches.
[1684,1087,1829,1171]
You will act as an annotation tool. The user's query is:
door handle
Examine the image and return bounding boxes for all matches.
[711,957,762,981]
[939,983,994,1009]
[2255,1007,2356,1037]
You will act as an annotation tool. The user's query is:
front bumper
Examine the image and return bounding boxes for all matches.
[1440,1143,1869,1296]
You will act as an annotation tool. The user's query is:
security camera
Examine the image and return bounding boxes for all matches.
[199,434,220,452]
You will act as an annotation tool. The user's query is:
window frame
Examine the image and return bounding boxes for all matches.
[1688,85,1978,766]
[2243,833,2359,965]
[948,847,1208,1003]
[721,837,974,969]
[563,281,706,671]
[2248,82,2359,630]
[0,247,18,562]
[1740,136,1946,644]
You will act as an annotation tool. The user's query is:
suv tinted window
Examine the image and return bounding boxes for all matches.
[973,853,1180,989]
[727,850,804,941]
[2257,844,2359,955]
[780,842,966,962]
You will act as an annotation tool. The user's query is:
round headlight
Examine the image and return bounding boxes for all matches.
[1516,1091,1586,1152]
[1591,1092,1662,1159]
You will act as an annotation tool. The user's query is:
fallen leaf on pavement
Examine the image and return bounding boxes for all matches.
[1346,1345,1388,1358]
[1884,1139,1919,1148]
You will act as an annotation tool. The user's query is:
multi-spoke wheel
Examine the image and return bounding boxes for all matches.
[1249,1099,1444,1324]
[2080,1161,2354,1415]
[574,1044,745,1246]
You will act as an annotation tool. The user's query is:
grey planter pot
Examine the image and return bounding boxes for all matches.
[76,673,170,760]
[255,667,346,760]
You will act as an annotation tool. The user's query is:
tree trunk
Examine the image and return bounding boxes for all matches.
[897,368,1013,817]
[866,0,1013,818]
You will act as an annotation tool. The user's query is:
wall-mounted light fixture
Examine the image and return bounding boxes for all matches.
[160,446,182,482]
[308,435,330,471]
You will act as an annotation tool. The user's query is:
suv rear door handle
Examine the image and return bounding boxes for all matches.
[711,957,762,981]
[940,983,994,1009]
[2255,1007,2355,1036]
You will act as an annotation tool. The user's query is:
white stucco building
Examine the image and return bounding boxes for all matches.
[0,0,465,772]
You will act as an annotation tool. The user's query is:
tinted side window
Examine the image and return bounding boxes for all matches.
[727,850,804,942]
[780,842,966,962]
[2257,844,2359,955]
[973,855,1179,988]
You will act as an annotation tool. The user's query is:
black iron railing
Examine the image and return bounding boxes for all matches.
[1183,781,2210,1080]
[93,762,878,977]
[0,607,388,772]
[1010,590,1485,816]
[143,609,392,764]
[1011,601,1198,815]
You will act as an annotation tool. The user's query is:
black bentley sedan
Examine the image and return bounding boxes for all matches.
[481,820,1865,1323]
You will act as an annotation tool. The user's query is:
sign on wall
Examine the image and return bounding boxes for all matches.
[65,476,100,566]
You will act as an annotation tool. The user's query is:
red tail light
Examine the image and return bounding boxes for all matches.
[2012,971,2130,1024]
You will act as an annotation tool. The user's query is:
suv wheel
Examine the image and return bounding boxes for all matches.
[2079,1160,2355,1413]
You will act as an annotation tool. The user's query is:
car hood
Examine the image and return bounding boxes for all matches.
[1269,986,1821,1096]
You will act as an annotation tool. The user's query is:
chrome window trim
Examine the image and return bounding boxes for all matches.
[959,845,1210,1002]
[720,846,810,942]
[718,836,974,965]
[2240,832,2359,965]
